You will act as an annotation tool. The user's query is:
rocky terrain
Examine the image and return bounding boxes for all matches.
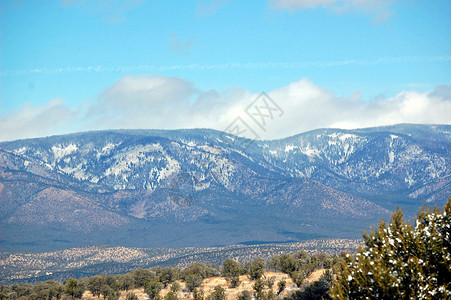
[0,124,449,252]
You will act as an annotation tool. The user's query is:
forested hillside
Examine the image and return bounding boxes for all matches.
[1,124,449,252]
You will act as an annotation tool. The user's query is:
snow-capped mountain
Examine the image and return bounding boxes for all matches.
[0,124,449,252]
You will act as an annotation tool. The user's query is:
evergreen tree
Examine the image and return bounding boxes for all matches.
[88,275,104,298]
[64,278,84,299]
[330,198,451,299]
[250,258,265,280]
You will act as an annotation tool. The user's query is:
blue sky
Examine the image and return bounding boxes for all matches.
[0,0,450,141]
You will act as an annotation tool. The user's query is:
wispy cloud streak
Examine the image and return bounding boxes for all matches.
[2,56,450,77]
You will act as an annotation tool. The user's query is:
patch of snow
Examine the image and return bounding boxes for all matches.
[285,144,296,152]
[328,139,338,146]
[338,133,357,141]
[388,151,395,164]
[60,163,89,181]
[301,145,320,157]
[96,143,119,159]
[232,148,253,161]
[157,156,181,182]
[105,144,162,177]
[14,147,28,155]
[52,144,78,160]
[195,181,210,191]
[199,145,222,155]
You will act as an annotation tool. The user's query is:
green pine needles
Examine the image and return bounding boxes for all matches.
[330,198,451,299]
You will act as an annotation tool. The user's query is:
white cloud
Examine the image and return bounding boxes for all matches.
[88,75,252,132]
[0,99,72,141]
[265,80,451,138]
[0,76,450,142]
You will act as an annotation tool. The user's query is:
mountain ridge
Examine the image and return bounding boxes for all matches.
[0,124,449,252]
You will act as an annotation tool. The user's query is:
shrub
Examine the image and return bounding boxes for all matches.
[145,279,163,300]
[193,288,204,300]
[165,291,178,300]
[277,280,286,295]
[249,258,265,280]
[131,269,156,287]
[253,278,265,300]
[222,259,241,287]
[287,271,333,300]
[290,270,305,287]
[238,290,252,300]
[159,268,179,287]
[279,254,297,274]
[170,282,181,293]
[207,286,225,300]
[265,276,275,289]
[64,278,84,299]
[126,292,139,300]
[185,274,203,292]
[180,262,220,280]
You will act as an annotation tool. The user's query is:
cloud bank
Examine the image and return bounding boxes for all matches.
[1,76,450,142]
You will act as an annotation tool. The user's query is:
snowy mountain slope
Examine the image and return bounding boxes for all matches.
[0,124,449,252]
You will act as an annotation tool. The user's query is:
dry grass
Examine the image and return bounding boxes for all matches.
[304,268,326,284]
[118,288,149,300]
[81,270,327,299]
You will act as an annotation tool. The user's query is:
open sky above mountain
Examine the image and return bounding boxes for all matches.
[1,0,450,141]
